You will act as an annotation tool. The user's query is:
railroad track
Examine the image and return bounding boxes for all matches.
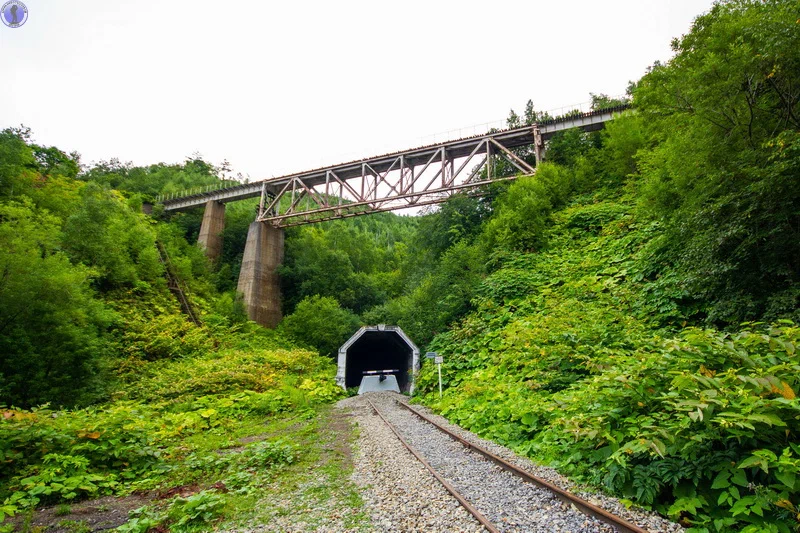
[365,395,648,533]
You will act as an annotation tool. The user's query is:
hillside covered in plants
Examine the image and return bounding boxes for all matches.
[410,2,800,531]
[0,129,365,530]
[1,0,799,532]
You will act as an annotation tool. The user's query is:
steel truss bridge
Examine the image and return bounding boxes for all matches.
[161,105,629,227]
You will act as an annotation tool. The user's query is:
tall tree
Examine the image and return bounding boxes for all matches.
[634,0,800,324]
[0,201,113,407]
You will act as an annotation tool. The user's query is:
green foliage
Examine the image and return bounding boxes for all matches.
[32,145,80,180]
[415,167,800,532]
[15,454,118,504]
[564,202,629,234]
[375,240,487,346]
[0,127,233,407]
[281,214,415,314]
[167,490,226,530]
[539,323,800,531]
[0,342,340,523]
[408,40,800,523]
[0,404,165,516]
[589,112,647,184]
[280,295,361,358]
[483,164,572,252]
[632,0,800,325]
[206,290,249,327]
[590,93,630,110]
[80,157,228,201]
[0,128,36,199]
[412,193,493,262]
[62,183,162,288]
[115,507,163,533]
[418,220,800,530]
[238,441,295,470]
[546,128,599,167]
[1,127,83,212]
[117,490,226,533]
[0,124,345,527]
[121,313,212,361]
[0,200,114,407]
[114,435,297,533]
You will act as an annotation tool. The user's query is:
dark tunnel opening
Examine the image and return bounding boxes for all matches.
[344,331,413,392]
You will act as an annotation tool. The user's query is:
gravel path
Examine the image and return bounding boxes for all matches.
[340,392,682,533]
[341,395,485,532]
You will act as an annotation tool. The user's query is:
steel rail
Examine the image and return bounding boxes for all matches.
[397,400,649,533]
[365,398,500,533]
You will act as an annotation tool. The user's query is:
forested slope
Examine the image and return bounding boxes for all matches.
[0,129,355,530]
[408,2,800,531]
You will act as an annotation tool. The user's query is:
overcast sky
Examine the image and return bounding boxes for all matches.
[2,0,715,180]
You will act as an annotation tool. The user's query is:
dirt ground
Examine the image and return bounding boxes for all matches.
[8,493,151,532]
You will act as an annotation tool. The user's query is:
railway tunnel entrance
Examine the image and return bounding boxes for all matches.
[336,325,420,394]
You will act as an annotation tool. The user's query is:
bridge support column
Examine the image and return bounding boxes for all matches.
[237,221,284,328]
[198,200,225,262]
[533,125,545,166]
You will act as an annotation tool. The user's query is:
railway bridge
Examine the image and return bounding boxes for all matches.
[159,105,629,327]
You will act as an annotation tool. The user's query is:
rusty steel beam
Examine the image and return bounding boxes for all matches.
[161,105,630,225]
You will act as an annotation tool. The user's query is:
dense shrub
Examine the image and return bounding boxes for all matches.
[632,0,800,325]
[417,189,800,531]
[279,295,361,358]
[0,343,342,521]
[0,201,114,408]
[62,183,162,288]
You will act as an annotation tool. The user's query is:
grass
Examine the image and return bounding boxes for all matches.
[219,405,371,531]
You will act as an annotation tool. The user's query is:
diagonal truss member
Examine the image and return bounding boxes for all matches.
[160,106,628,226]
[257,136,535,227]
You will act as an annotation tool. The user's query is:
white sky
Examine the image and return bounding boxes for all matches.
[1,0,715,180]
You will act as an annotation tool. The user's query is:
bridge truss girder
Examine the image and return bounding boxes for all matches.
[160,106,629,220]
[256,136,535,227]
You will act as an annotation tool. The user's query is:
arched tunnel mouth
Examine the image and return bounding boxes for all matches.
[344,330,414,393]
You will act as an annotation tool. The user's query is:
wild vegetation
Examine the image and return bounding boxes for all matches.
[1,0,798,531]
[0,128,362,530]
[410,2,800,531]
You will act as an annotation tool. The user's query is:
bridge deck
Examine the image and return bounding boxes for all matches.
[161,105,629,213]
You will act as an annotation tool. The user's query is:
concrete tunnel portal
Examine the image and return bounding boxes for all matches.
[337,326,420,394]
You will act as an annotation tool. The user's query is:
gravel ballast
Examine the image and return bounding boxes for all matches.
[341,392,682,533]
[341,395,485,532]
[360,394,609,533]
[401,395,682,533]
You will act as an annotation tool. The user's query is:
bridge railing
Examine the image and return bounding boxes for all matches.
[419,97,629,144]
[155,179,245,203]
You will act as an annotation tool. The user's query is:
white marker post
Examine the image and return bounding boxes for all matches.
[434,355,443,399]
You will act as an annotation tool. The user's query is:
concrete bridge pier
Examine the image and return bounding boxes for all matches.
[533,125,545,166]
[237,221,284,328]
[198,200,225,262]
